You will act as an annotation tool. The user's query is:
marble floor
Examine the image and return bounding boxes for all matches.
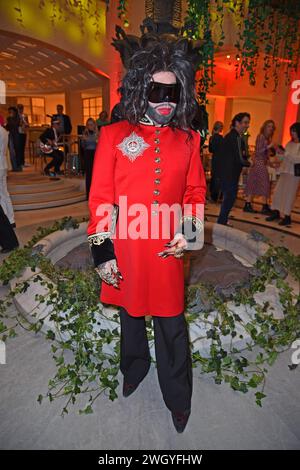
[0,164,300,449]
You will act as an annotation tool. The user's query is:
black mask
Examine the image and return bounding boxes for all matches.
[147,81,181,104]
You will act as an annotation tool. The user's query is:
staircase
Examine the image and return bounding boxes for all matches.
[7,170,86,211]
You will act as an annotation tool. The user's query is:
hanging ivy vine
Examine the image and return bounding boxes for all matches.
[13,0,128,34]
[183,0,216,105]
[184,0,300,95]
[12,1,300,92]
[234,0,300,90]
[0,217,299,415]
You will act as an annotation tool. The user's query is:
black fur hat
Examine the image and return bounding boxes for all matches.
[111,19,204,131]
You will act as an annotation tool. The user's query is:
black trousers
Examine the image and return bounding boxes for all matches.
[44,150,64,173]
[9,134,22,171]
[84,148,95,199]
[19,133,27,166]
[0,205,19,250]
[217,180,239,225]
[210,174,221,202]
[119,306,193,413]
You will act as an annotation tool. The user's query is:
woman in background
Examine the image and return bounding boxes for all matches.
[82,118,98,199]
[243,120,276,214]
[0,116,15,227]
[266,122,300,226]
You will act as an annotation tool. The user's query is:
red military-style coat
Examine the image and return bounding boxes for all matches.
[87,117,206,318]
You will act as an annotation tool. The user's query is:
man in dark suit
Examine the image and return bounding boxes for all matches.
[52,104,72,157]
[0,205,19,253]
[40,118,64,175]
[217,112,251,225]
[53,104,72,135]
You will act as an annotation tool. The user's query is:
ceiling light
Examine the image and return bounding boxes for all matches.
[37,51,49,58]
[17,40,36,47]
[0,52,16,58]
[67,59,78,66]
[59,61,70,68]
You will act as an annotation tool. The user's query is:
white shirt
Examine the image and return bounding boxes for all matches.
[280,141,300,175]
[0,125,8,171]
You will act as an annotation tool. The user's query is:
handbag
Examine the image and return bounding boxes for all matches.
[294,163,300,177]
[237,135,250,167]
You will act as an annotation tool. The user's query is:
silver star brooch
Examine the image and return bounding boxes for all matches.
[117,132,150,162]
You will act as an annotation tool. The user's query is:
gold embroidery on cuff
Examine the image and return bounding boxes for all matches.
[88,204,119,248]
[180,215,204,232]
[87,232,111,247]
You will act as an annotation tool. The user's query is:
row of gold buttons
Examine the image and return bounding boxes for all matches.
[152,129,161,215]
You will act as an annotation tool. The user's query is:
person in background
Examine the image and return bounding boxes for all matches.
[5,106,22,172]
[17,103,29,168]
[0,204,19,253]
[0,117,15,228]
[40,118,64,176]
[266,122,300,226]
[217,112,251,225]
[53,104,72,136]
[244,120,276,215]
[208,121,223,202]
[96,110,110,130]
[110,103,124,124]
[81,118,98,199]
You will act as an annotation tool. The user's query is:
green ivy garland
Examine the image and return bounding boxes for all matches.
[183,0,216,103]
[12,1,299,93]
[184,0,300,95]
[116,0,129,27]
[0,217,299,414]
[234,0,300,90]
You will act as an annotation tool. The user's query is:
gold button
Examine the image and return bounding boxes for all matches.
[153,189,160,195]
[155,147,160,153]
[155,157,161,163]
[154,138,160,144]
[155,129,160,135]
[153,200,159,205]
[155,168,161,174]
[154,178,161,184]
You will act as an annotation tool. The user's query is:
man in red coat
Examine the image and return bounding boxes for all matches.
[87,35,206,433]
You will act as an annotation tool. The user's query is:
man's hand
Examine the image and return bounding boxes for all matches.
[157,233,188,259]
[95,259,123,288]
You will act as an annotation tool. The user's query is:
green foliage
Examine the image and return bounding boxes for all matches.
[184,0,300,95]
[0,217,299,414]
[187,244,300,408]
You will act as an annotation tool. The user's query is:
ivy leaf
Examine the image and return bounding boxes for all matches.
[46,330,55,341]
[255,392,266,407]
[267,351,278,366]
[79,405,93,415]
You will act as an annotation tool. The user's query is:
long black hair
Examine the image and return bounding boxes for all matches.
[119,36,199,131]
[290,122,300,141]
